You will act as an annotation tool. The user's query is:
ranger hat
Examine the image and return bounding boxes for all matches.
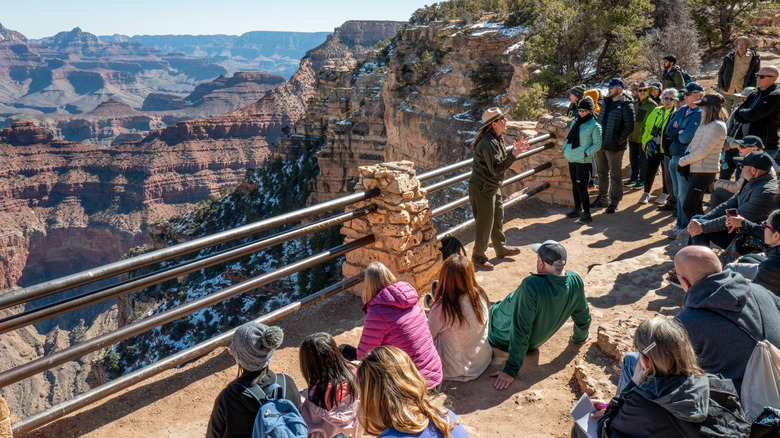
[735,36,752,47]
[480,107,508,130]
[734,151,774,172]
[532,240,567,266]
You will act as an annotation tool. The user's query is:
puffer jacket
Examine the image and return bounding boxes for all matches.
[699,172,778,234]
[357,281,443,389]
[755,245,780,297]
[642,105,675,153]
[629,96,658,144]
[679,121,727,173]
[301,392,363,438]
[598,95,635,151]
[563,118,603,164]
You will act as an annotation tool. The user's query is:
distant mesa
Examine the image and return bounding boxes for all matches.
[0,121,53,145]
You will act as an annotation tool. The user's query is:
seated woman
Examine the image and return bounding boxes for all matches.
[357,345,469,438]
[206,322,303,438]
[578,317,750,437]
[357,262,442,390]
[428,255,492,381]
[299,332,363,438]
[724,209,780,296]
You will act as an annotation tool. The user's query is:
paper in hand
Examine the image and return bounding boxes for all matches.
[569,392,599,438]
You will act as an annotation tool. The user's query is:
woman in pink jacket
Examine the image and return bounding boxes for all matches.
[357,262,443,390]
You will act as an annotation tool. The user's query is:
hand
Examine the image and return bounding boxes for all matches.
[572,333,593,344]
[511,137,531,157]
[725,215,744,233]
[490,370,515,390]
[590,399,608,419]
[631,358,650,386]
[687,219,703,237]
[672,121,678,128]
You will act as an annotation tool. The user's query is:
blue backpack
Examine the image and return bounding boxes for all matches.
[242,375,308,438]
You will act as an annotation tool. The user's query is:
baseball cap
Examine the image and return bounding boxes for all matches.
[734,151,773,172]
[532,240,567,265]
[733,135,764,149]
[683,82,704,93]
[608,78,625,89]
[695,92,725,107]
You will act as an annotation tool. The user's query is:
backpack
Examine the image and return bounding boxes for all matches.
[681,70,693,86]
[242,375,308,438]
[750,407,780,438]
[666,66,693,86]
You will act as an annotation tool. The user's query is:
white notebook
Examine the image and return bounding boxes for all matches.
[569,392,600,438]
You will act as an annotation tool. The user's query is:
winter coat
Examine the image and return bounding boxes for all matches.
[469,132,516,192]
[735,83,780,151]
[675,270,780,392]
[598,95,635,151]
[206,369,302,438]
[698,172,778,235]
[563,118,603,164]
[679,121,727,173]
[667,105,702,156]
[662,65,686,90]
[718,49,760,92]
[629,97,658,144]
[601,374,750,437]
[428,293,492,382]
[378,410,470,438]
[714,167,778,195]
[300,391,362,438]
[755,245,780,297]
[357,281,443,389]
[642,105,675,154]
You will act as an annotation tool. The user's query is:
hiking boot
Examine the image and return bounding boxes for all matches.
[474,260,495,271]
[632,182,644,190]
[500,248,521,258]
[575,213,593,224]
[666,268,682,288]
[638,193,651,204]
[666,225,680,239]
[605,204,618,214]
[565,208,583,218]
[590,197,609,208]
[655,193,668,205]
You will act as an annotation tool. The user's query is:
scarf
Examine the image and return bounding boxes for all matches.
[566,113,593,149]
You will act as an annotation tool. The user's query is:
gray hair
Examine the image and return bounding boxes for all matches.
[660,88,678,100]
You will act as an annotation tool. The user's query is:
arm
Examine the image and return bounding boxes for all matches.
[483,137,517,177]
[205,392,227,438]
[676,110,701,145]
[584,122,603,157]
[714,176,743,194]
[699,193,735,233]
[427,303,444,339]
[570,289,591,344]
[641,109,658,146]
[356,309,388,359]
[717,58,727,91]
[502,283,537,378]
[674,69,685,90]
[615,101,635,146]
[678,123,725,167]
[746,53,760,88]
[737,94,780,122]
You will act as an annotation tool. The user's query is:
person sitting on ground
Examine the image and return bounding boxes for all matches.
[299,332,363,438]
[673,245,780,393]
[206,322,302,438]
[581,316,750,438]
[711,135,778,210]
[357,345,469,438]
[723,209,780,296]
[488,240,591,390]
[428,254,492,382]
[563,96,602,225]
[684,150,778,251]
[639,87,677,205]
[357,262,442,390]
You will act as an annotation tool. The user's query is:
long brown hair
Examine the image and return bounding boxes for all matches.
[633,317,704,378]
[432,254,489,327]
[700,104,728,125]
[357,346,457,437]
[299,332,356,410]
[471,121,499,151]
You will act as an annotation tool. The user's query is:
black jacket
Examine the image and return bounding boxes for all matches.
[600,374,750,438]
[735,84,780,150]
[717,49,760,92]
[699,172,778,235]
[755,245,780,297]
[598,95,635,151]
[206,369,302,438]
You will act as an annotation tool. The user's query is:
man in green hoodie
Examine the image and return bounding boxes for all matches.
[488,240,591,390]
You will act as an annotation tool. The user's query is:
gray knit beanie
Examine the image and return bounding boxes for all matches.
[570,84,587,100]
[229,322,284,372]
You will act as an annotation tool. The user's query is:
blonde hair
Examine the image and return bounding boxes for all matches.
[633,317,704,378]
[362,262,397,304]
[357,346,457,437]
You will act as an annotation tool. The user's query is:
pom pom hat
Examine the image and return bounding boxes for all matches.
[229,322,284,371]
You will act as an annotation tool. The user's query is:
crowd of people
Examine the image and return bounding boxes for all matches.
[204,41,780,438]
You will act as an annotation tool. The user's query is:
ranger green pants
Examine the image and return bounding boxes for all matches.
[468,183,511,263]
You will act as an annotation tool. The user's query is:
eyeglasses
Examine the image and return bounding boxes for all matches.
[755,74,778,79]
[738,143,758,149]
[762,221,778,233]
[663,97,674,101]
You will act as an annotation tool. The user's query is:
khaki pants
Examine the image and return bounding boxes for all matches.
[468,183,510,263]
[723,92,742,114]
[595,149,625,206]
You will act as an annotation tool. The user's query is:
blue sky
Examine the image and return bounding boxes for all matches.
[3,0,429,39]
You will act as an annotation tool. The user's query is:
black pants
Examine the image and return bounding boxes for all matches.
[683,172,717,223]
[644,153,666,194]
[720,148,739,180]
[691,229,736,250]
[569,162,592,213]
[710,187,734,211]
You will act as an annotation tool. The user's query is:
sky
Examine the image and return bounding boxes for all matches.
[2,0,430,39]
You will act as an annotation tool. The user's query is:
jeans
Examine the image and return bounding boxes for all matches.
[669,156,688,228]
[683,172,717,223]
[569,162,592,213]
[595,149,625,205]
[628,141,647,182]
[617,352,639,395]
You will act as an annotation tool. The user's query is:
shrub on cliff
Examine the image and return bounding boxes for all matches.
[513,83,548,120]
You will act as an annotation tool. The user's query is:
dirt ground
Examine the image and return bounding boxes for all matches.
[21,161,695,437]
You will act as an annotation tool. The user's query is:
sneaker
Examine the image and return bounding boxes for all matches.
[666,268,682,288]
[575,213,593,224]
[605,204,617,214]
[623,179,637,187]
[632,182,644,190]
[638,193,651,204]
[565,208,583,218]
[666,225,680,239]
[590,197,609,208]
[655,193,668,205]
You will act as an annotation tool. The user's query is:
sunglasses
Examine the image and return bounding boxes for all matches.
[663,97,674,101]
[762,221,778,233]
[738,143,758,149]
[755,74,778,79]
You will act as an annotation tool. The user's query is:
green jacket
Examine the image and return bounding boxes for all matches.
[629,97,658,143]
[468,132,516,192]
[488,271,590,378]
[642,105,675,153]
[563,118,603,164]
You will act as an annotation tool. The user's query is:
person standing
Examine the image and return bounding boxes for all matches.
[626,82,658,190]
[661,55,685,90]
[567,85,587,118]
[718,36,761,114]
[468,107,529,271]
[639,88,677,204]
[733,65,780,158]
[563,97,602,224]
[592,78,635,214]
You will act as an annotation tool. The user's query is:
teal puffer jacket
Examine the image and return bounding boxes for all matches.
[563,118,603,164]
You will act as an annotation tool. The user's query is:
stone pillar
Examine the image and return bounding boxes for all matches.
[0,393,12,438]
[341,161,442,297]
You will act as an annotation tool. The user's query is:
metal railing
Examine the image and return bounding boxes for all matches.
[3,132,558,435]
